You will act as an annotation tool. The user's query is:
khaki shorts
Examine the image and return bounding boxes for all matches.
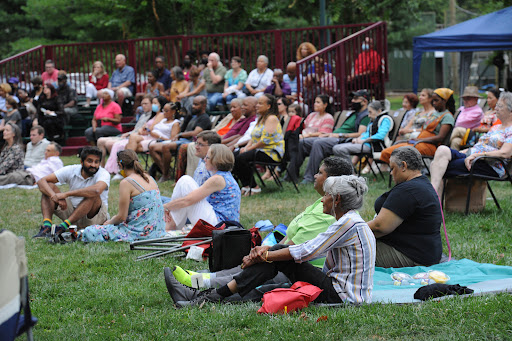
[55,198,108,229]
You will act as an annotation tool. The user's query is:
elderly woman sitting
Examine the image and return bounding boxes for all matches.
[431,91,512,195]
[368,147,442,268]
[166,175,376,307]
[164,144,241,231]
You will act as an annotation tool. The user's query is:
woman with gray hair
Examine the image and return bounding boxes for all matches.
[332,100,393,168]
[245,55,273,98]
[431,91,512,195]
[368,146,442,268]
[0,122,24,176]
[167,175,376,307]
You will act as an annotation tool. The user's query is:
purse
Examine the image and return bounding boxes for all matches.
[257,281,323,314]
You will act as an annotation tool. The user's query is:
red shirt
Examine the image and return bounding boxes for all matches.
[42,69,59,84]
[88,74,110,91]
[93,101,122,131]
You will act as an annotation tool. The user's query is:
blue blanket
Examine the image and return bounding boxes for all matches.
[372,259,512,304]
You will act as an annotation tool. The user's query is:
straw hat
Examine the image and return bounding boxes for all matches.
[461,86,481,98]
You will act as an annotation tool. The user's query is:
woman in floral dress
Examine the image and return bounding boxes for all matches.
[82,150,165,242]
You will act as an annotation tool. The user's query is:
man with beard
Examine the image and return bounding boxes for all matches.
[149,96,211,182]
[33,146,111,238]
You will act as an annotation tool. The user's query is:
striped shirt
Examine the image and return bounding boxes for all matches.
[289,210,376,304]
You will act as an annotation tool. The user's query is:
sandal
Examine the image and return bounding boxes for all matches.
[241,186,250,194]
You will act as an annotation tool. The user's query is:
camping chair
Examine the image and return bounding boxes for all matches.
[357,108,407,186]
[353,110,395,182]
[0,230,37,341]
[334,110,353,130]
[440,156,512,215]
[249,148,300,194]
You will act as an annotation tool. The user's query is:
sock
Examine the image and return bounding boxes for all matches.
[173,266,210,287]
[43,219,52,229]
[58,219,71,231]
[216,285,233,298]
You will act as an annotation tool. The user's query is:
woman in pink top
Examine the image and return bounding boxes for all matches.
[302,95,335,138]
[84,89,122,145]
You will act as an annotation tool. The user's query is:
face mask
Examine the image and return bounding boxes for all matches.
[6,107,13,112]
[362,43,369,51]
[351,101,362,112]
[152,104,159,113]
[120,169,127,178]
[184,60,192,67]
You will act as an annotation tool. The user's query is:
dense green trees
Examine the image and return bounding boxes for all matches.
[1,0,509,60]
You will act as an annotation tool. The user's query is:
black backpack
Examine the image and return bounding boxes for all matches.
[208,221,252,272]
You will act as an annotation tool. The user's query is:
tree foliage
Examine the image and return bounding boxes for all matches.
[1,0,510,59]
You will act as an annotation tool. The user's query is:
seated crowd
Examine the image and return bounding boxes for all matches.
[5,46,510,310]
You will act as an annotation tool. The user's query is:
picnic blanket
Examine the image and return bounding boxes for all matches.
[0,184,38,190]
[371,259,512,304]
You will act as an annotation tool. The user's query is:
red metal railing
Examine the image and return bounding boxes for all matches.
[1,23,387,111]
[0,45,44,89]
[296,21,388,111]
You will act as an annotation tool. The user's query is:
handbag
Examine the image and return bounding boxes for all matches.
[208,226,252,272]
[257,281,323,314]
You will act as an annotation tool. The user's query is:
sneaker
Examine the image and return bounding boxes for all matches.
[32,225,51,238]
[176,288,224,308]
[164,267,200,305]
[112,173,124,181]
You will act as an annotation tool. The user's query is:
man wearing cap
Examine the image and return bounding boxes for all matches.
[7,77,19,97]
[288,90,370,183]
[56,73,79,121]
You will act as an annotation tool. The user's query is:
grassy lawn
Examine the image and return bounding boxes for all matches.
[4,154,512,340]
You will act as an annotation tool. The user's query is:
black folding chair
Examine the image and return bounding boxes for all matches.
[441,156,512,215]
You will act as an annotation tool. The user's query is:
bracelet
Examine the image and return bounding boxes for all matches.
[264,251,273,263]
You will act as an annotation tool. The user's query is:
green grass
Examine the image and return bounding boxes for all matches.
[4,155,512,340]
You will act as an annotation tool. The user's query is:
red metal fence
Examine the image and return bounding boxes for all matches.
[0,22,386,110]
[296,21,388,111]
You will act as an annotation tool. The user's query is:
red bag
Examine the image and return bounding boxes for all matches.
[257,281,323,314]
[181,219,222,256]
[249,227,262,248]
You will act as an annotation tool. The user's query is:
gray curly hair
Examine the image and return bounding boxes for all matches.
[323,175,368,213]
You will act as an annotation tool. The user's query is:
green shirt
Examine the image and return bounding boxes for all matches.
[286,198,336,267]
[203,65,227,93]
[333,114,370,134]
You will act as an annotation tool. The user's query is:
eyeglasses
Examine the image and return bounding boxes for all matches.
[196,142,209,148]
[204,155,211,160]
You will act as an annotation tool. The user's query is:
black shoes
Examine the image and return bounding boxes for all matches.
[175,288,224,308]
[164,267,225,308]
[164,267,201,304]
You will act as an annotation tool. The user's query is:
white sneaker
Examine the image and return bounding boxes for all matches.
[112,173,124,181]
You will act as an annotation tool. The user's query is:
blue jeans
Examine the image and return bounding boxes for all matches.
[207,92,223,111]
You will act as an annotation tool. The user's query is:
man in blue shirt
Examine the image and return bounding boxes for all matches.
[283,62,297,99]
[109,54,135,105]
[155,56,172,90]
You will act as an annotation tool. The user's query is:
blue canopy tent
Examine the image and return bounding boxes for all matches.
[412,6,512,94]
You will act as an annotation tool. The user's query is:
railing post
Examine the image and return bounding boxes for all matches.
[274,31,283,70]
[337,44,347,110]
[128,40,137,91]
[44,45,53,68]
[40,46,45,75]
[181,35,189,59]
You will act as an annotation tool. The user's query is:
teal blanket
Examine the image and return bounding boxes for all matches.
[372,259,512,304]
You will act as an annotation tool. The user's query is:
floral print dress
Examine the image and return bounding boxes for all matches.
[82,177,166,242]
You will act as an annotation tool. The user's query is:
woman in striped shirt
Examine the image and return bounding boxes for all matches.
[169,175,376,307]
